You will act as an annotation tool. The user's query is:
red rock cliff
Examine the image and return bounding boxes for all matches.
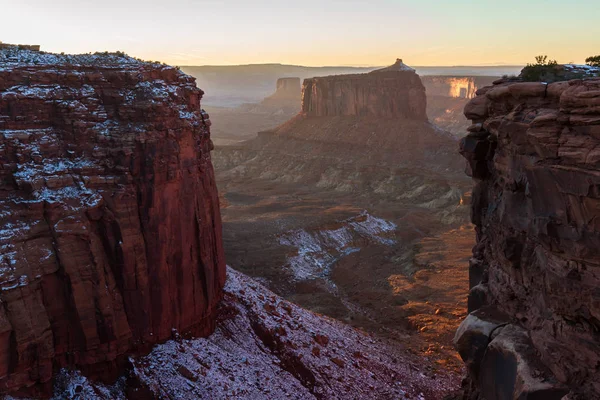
[456,75,600,399]
[0,48,226,394]
[301,59,427,120]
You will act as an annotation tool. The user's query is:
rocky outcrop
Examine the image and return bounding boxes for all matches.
[302,59,427,120]
[0,47,226,395]
[456,75,600,399]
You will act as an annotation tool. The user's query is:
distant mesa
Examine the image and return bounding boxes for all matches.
[273,77,301,99]
[263,58,462,170]
[262,77,301,104]
[301,58,427,119]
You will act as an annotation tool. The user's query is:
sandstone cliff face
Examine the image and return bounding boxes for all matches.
[301,59,427,120]
[0,48,226,394]
[456,77,600,399]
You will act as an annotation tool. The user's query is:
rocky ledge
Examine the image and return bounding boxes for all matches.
[456,75,600,399]
[0,47,225,395]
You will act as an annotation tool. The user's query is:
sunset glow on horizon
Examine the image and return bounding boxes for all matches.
[1,0,599,67]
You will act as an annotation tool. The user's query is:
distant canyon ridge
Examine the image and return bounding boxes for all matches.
[181,64,522,107]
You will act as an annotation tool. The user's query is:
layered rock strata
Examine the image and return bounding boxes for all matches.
[302,59,427,120]
[456,76,600,399]
[0,47,225,394]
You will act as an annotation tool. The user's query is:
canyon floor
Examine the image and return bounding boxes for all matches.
[215,166,472,374]
[208,98,475,376]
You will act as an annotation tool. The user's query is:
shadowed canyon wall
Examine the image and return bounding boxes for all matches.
[456,76,600,399]
[0,49,226,395]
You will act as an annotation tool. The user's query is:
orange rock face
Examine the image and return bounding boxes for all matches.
[0,49,225,394]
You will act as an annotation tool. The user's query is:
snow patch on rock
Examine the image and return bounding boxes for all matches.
[279,211,396,280]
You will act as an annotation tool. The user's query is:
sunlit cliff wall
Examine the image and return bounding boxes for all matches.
[422,76,477,99]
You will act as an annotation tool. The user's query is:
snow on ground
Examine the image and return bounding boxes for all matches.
[563,64,600,76]
[279,211,397,280]
[129,268,456,399]
[0,46,144,67]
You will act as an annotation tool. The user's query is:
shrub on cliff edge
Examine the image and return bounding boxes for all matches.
[521,55,559,82]
[586,55,600,67]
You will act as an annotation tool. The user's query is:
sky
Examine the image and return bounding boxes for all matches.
[1,0,599,67]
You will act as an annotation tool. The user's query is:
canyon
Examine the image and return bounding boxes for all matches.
[212,59,474,374]
[0,47,464,399]
[456,73,600,399]
[4,41,599,400]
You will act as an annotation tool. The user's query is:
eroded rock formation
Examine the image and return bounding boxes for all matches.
[260,59,458,169]
[0,47,225,395]
[456,75,600,399]
[302,59,427,119]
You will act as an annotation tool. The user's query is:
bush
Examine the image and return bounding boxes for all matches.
[521,55,559,82]
[586,55,600,67]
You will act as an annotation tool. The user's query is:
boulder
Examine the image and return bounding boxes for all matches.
[480,325,569,400]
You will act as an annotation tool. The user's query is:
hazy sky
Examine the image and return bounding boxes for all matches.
[2,0,599,66]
